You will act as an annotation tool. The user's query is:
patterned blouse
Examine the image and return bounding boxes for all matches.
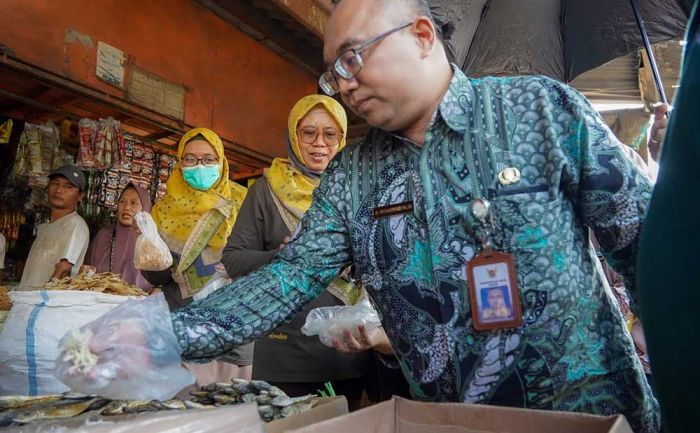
[172,69,659,433]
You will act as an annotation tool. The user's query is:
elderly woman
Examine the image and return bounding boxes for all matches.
[222,95,388,410]
[83,183,153,291]
[143,127,248,383]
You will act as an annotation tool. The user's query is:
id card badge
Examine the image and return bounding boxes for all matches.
[467,248,524,331]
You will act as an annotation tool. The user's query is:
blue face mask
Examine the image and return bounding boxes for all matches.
[182,164,221,191]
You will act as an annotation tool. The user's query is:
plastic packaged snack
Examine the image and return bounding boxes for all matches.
[133,211,173,271]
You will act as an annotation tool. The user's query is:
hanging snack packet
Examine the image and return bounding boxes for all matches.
[133,211,173,271]
[77,118,97,169]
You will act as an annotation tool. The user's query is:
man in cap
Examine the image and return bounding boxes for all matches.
[19,165,89,290]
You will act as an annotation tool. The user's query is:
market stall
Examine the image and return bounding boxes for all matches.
[0,115,178,286]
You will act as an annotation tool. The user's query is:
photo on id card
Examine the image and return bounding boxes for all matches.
[467,251,523,331]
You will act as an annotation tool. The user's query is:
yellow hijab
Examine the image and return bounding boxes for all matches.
[151,127,247,252]
[264,95,347,218]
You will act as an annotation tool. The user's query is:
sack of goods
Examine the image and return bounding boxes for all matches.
[0,274,145,396]
[133,211,173,271]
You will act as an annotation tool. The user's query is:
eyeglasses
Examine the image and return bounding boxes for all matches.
[297,127,343,146]
[319,22,412,96]
[181,155,219,167]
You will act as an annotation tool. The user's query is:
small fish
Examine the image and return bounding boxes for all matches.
[281,402,314,418]
[213,394,237,405]
[250,380,272,392]
[241,393,257,404]
[256,394,273,405]
[232,382,251,393]
[268,386,287,398]
[271,394,314,408]
[257,404,274,421]
[99,400,128,416]
[160,399,186,410]
[12,398,99,424]
[0,395,63,411]
[189,390,209,398]
[184,400,213,410]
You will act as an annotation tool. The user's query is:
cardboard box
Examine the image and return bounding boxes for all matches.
[287,397,633,433]
[266,396,348,433]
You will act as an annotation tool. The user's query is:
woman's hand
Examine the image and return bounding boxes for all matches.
[649,103,670,162]
[79,265,97,276]
[278,236,292,250]
[330,326,394,356]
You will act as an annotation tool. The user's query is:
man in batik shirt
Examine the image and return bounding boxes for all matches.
[94,0,660,431]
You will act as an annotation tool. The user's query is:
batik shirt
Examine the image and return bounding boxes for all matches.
[172,69,659,433]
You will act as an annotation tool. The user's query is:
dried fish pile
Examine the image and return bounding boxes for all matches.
[43,273,147,297]
[0,379,317,427]
[189,379,316,422]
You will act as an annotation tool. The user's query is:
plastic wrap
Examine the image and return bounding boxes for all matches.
[133,212,173,271]
[55,294,194,401]
[301,297,382,347]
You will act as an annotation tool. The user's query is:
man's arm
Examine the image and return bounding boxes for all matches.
[172,158,353,362]
[55,218,90,277]
[51,259,73,280]
[555,82,653,315]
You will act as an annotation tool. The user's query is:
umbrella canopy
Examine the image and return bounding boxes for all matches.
[432,0,693,82]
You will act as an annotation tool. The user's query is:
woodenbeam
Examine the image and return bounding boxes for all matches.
[0,56,273,167]
[198,0,323,75]
[270,0,328,39]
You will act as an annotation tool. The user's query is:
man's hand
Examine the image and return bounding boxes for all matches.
[330,326,394,355]
[649,103,670,162]
[52,259,74,280]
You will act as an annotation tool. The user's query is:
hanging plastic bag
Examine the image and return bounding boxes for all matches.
[301,297,382,347]
[77,118,97,169]
[55,293,194,401]
[133,211,173,271]
[193,264,231,301]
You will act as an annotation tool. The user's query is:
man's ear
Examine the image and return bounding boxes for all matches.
[78,191,85,202]
[413,16,437,58]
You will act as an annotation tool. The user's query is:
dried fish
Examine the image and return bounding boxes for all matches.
[1,378,316,427]
[0,395,63,411]
[250,380,272,392]
[160,399,186,410]
[281,402,315,418]
[43,273,146,297]
[12,398,99,424]
[184,400,212,410]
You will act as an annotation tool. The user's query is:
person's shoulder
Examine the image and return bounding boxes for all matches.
[245,177,272,201]
[474,74,580,97]
[65,212,90,232]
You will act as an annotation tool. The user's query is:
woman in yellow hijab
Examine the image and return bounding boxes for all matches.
[143,127,248,382]
[148,127,246,304]
[221,95,369,410]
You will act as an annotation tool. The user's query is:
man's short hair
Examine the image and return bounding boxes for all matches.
[330,0,443,44]
[331,0,434,26]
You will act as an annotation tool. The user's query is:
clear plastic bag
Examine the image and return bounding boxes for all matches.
[301,297,382,347]
[193,265,231,301]
[55,293,194,401]
[133,211,173,271]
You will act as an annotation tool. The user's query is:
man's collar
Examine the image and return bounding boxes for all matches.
[437,65,474,133]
